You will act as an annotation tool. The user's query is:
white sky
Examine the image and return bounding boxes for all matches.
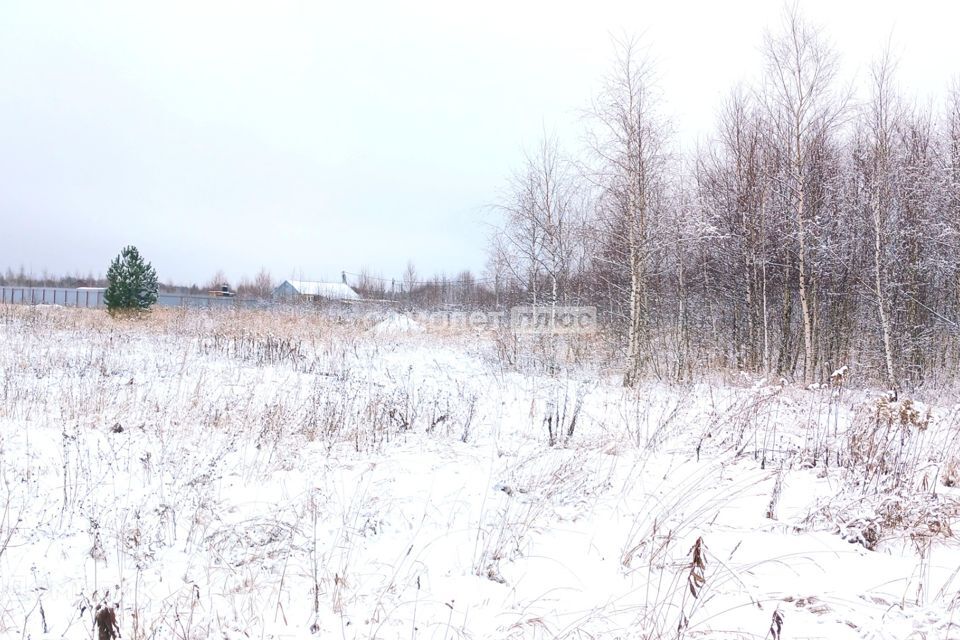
[1,0,957,285]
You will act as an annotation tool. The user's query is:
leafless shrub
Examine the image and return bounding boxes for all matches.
[803,394,960,550]
[694,384,785,463]
[492,324,521,372]
[843,396,932,493]
[199,330,305,368]
[426,384,478,443]
[543,384,586,446]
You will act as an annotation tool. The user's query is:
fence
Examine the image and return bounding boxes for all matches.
[0,287,262,310]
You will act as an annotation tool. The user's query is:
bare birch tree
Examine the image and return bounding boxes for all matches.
[588,36,669,386]
[492,134,584,308]
[761,6,846,383]
[698,89,771,371]
[862,47,901,391]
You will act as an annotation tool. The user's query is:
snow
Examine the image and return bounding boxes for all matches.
[0,306,958,639]
[371,312,425,335]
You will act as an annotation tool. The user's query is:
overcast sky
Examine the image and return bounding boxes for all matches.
[1,0,957,285]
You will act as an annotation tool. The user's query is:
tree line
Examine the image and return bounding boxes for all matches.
[5,8,956,389]
[487,7,960,389]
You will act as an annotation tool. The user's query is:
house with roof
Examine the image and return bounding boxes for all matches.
[273,279,361,302]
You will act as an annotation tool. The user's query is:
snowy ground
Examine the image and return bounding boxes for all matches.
[1,305,959,639]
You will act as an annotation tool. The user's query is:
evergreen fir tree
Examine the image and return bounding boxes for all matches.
[104,246,159,314]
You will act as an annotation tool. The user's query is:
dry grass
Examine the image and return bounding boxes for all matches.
[1,304,959,639]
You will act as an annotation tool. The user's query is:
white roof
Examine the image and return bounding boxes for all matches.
[280,280,360,300]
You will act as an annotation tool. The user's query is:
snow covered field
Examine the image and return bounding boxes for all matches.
[1,305,959,639]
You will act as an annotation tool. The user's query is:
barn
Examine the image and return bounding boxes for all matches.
[273,279,361,302]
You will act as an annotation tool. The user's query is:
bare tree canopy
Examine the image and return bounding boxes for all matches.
[485,10,960,389]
